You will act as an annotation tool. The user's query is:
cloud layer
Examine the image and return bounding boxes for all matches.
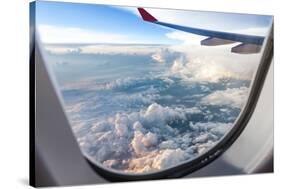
[77,102,232,172]
[45,42,259,173]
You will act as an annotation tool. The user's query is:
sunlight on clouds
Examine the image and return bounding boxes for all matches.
[170,56,241,82]
[201,87,249,109]
[166,44,261,82]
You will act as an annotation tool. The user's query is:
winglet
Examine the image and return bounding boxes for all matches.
[137,8,158,22]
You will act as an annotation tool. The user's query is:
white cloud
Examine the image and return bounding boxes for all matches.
[38,24,130,44]
[166,31,204,45]
[152,149,186,170]
[73,101,234,173]
[167,44,261,82]
[142,132,158,147]
[151,48,181,63]
[190,122,232,135]
[115,114,129,137]
[127,148,188,173]
[201,87,249,108]
[131,131,148,155]
[81,44,161,55]
[159,140,178,149]
[44,43,165,55]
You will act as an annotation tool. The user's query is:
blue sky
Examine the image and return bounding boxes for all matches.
[36,1,272,44]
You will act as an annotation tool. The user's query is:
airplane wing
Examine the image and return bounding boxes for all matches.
[137,8,265,54]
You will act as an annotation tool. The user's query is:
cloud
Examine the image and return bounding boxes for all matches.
[151,149,186,170]
[170,55,238,82]
[166,31,204,45]
[73,101,234,172]
[38,24,130,44]
[81,44,162,55]
[56,44,254,172]
[166,43,261,82]
[142,132,158,147]
[151,48,181,63]
[44,39,261,85]
[46,33,260,173]
[201,87,249,109]
[44,43,166,55]
[60,63,247,172]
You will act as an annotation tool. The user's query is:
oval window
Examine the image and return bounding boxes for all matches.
[36,1,273,179]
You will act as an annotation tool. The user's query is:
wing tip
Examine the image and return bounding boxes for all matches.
[137,8,158,22]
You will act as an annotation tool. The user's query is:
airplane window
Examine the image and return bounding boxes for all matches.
[36,1,273,176]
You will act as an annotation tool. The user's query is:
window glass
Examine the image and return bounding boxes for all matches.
[37,1,272,174]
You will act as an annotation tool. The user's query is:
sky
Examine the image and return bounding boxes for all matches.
[36,0,272,45]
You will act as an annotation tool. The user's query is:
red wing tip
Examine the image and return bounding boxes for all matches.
[137,8,158,22]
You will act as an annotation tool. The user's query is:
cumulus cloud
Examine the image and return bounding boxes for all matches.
[160,22,263,83]
[142,132,158,147]
[127,148,190,173]
[115,114,129,137]
[170,55,237,82]
[201,87,249,108]
[167,44,260,82]
[131,131,148,155]
[152,149,186,170]
[125,121,233,172]
[73,101,235,173]
[151,47,181,63]
[159,140,178,149]
[190,122,232,137]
